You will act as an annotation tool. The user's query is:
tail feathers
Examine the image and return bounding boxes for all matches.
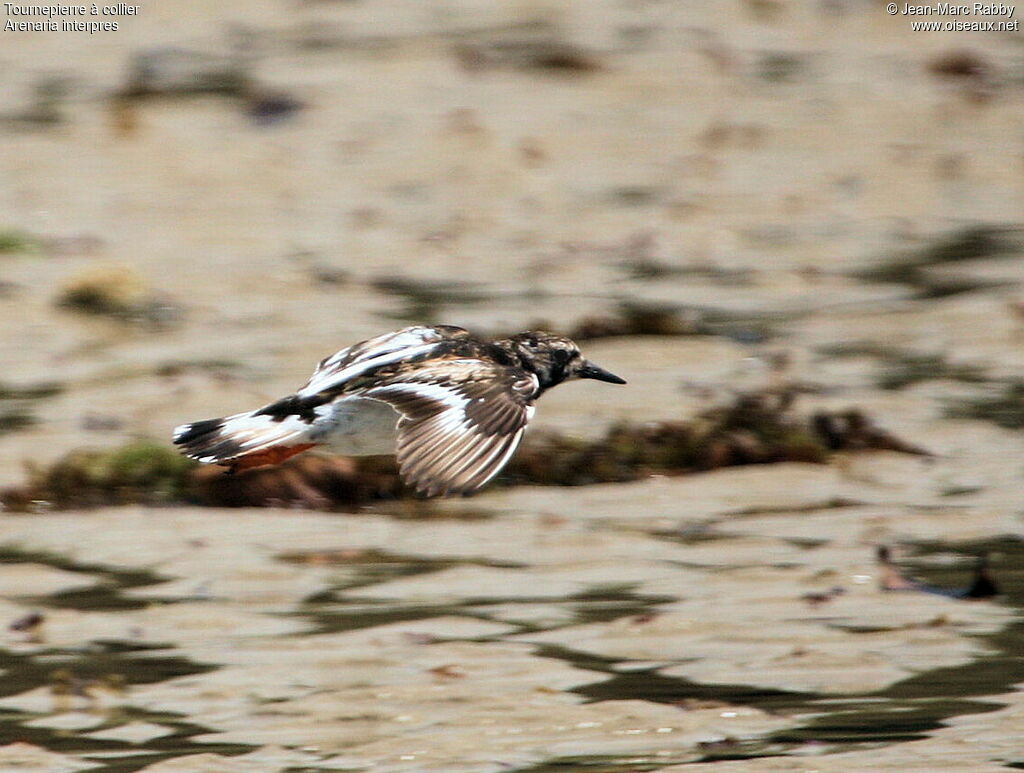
[173,411,316,470]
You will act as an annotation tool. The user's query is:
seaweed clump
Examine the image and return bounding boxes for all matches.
[0,446,406,513]
[944,382,1024,429]
[854,225,1022,297]
[505,392,927,487]
[192,454,405,509]
[119,47,252,99]
[452,21,602,74]
[0,381,63,438]
[56,265,184,329]
[569,301,701,340]
[876,353,987,391]
[0,407,37,436]
[819,343,988,390]
[0,229,43,255]
[524,301,776,345]
[2,393,927,512]
[372,275,491,323]
[2,441,196,511]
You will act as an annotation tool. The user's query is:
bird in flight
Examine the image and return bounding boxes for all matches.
[173,325,625,496]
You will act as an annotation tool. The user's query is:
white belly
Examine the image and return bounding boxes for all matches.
[310,397,401,456]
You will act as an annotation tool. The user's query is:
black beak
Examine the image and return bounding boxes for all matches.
[577,361,626,385]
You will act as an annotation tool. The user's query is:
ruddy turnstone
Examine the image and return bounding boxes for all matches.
[173,325,625,496]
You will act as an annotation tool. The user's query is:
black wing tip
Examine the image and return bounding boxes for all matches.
[173,418,224,447]
[173,417,246,463]
[254,394,318,422]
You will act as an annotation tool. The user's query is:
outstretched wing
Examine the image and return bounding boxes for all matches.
[299,325,472,398]
[360,359,538,496]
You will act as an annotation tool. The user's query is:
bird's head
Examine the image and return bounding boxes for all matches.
[507,331,626,392]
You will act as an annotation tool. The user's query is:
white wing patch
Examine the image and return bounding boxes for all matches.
[300,343,438,397]
[175,411,312,464]
[315,326,443,373]
[310,397,401,456]
[370,381,471,411]
[360,378,535,496]
[299,327,459,397]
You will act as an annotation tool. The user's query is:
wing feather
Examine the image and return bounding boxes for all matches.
[300,325,471,398]
[360,361,538,496]
[439,423,529,493]
[456,428,527,491]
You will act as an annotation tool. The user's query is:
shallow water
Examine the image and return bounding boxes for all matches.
[0,551,248,773]
[0,529,1021,771]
